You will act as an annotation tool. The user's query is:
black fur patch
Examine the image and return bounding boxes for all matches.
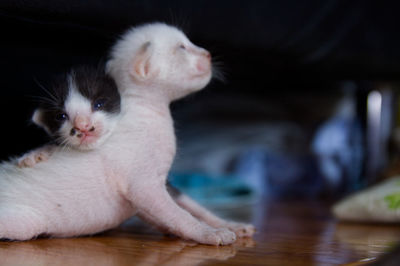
[72,66,121,114]
[37,73,70,135]
[36,66,120,136]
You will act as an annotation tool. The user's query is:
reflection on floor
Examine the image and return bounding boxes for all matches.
[0,199,399,266]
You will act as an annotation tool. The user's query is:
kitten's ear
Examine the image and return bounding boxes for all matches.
[130,42,157,81]
[32,109,50,133]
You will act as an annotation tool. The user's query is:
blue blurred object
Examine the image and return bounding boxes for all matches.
[312,101,363,192]
[234,149,268,197]
[171,114,363,201]
[170,91,363,199]
[233,95,363,197]
[169,173,256,207]
[235,149,323,198]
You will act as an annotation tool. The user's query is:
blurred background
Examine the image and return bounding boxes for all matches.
[1,0,400,207]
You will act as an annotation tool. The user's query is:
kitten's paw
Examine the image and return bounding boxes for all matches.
[17,150,51,168]
[226,222,256,238]
[17,153,37,168]
[200,227,236,246]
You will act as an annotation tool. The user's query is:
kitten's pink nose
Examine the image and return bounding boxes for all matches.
[203,50,211,60]
[196,52,211,73]
[74,116,92,132]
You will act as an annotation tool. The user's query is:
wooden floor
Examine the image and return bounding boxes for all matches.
[1,199,400,266]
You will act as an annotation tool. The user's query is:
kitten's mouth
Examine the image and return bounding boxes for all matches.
[79,134,98,145]
[70,127,99,143]
[190,69,212,81]
[69,128,99,147]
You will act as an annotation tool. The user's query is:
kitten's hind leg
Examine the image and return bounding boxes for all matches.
[167,183,255,238]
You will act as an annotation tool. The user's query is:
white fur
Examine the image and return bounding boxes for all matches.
[0,23,254,245]
[106,23,212,101]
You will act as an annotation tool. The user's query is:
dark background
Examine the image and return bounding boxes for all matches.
[0,0,399,162]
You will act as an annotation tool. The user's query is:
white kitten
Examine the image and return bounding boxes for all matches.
[0,23,254,245]
[107,22,255,242]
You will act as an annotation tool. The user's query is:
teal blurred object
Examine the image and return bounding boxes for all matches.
[169,173,257,208]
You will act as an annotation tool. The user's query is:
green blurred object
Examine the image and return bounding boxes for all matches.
[333,177,400,222]
[385,192,400,210]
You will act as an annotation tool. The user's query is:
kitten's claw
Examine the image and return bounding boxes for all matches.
[225,222,256,238]
[199,227,236,246]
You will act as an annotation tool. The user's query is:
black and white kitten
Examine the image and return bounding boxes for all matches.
[17,66,121,167]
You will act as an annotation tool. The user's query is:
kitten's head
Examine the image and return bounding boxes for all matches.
[33,66,121,150]
[106,23,212,101]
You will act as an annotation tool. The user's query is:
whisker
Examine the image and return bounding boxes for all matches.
[26,95,58,105]
[167,9,191,34]
[57,138,70,152]
[212,64,227,83]
[55,136,67,146]
[61,143,70,153]
[210,53,227,83]
[33,78,58,103]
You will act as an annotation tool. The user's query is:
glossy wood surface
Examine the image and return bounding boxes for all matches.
[1,199,399,266]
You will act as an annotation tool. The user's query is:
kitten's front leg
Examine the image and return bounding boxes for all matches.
[16,145,57,168]
[129,182,236,246]
[167,183,255,238]
[174,194,255,238]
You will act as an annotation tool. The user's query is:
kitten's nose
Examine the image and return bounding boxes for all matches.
[203,50,211,60]
[74,115,93,133]
[196,54,211,73]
